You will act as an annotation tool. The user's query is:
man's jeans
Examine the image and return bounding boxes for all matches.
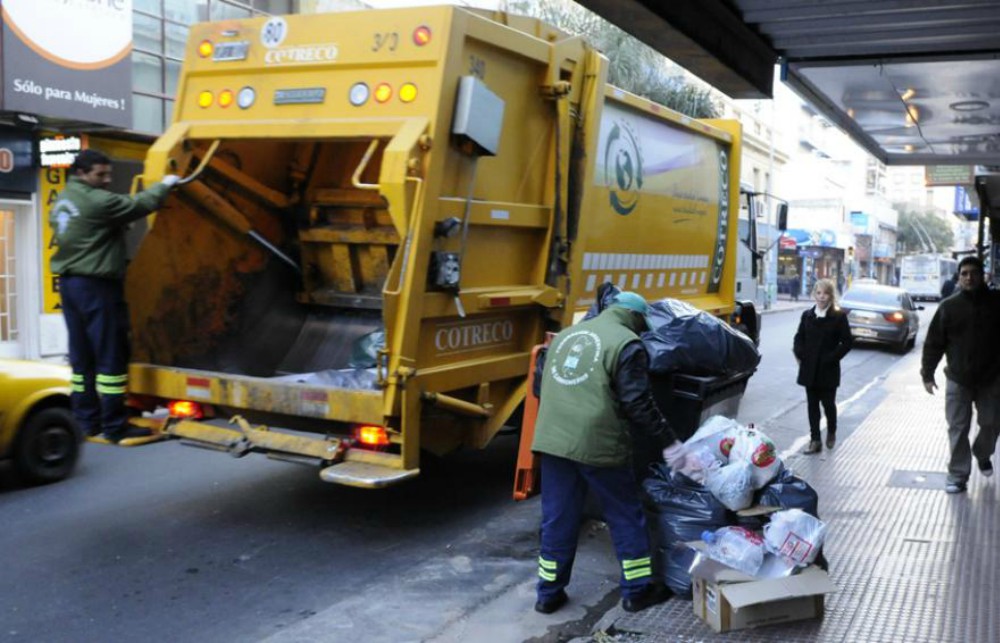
[945,377,1000,484]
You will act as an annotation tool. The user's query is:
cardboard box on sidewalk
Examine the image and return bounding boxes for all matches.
[690,556,837,633]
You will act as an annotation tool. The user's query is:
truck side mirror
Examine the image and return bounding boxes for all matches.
[776,203,788,232]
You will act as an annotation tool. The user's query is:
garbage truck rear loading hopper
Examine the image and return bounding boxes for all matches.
[124,6,751,488]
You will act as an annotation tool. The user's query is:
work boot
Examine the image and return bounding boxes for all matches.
[804,440,822,454]
[622,583,671,613]
[534,589,568,614]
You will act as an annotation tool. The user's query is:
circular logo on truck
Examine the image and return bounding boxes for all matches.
[603,121,643,216]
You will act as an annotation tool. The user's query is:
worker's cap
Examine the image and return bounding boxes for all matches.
[610,291,649,315]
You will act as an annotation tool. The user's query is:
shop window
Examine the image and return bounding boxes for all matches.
[132,94,165,134]
[0,210,16,343]
[132,51,164,94]
[133,12,163,53]
[212,1,253,19]
[166,60,182,96]
[166,22,190,58]
[166,0,206,24]
[135,0,162,17]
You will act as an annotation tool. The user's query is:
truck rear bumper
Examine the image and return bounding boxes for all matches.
[127,414,418,488]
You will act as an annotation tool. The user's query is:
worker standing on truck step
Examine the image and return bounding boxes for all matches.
[530,292,687,615]
[49,149,179,444]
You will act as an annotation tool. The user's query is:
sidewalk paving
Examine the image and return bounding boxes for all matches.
[592,347,1000,642]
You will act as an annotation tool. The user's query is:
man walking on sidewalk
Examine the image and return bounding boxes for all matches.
[50,149,179,443]
[921,256,1000,494]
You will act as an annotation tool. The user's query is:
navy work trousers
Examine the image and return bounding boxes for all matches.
[59,275,130,438]
[537,453,653,602]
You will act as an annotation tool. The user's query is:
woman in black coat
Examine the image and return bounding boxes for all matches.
[793,278,853,454]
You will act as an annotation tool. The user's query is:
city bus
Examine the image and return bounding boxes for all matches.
[899,254,958,301]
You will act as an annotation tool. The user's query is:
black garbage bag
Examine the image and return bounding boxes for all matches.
[642,298,760,376]
[642,463,729,598]
[583,282,621,321]
[756,468,820,516]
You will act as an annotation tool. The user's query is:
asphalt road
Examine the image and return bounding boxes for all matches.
[0,303,937,643]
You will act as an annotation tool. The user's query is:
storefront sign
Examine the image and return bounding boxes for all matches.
[850,211,870,234]
[40,165,66,313]
[38,135,85,168]
[1,0,133,128]
[925,165,973,187]
[0,129,36,194]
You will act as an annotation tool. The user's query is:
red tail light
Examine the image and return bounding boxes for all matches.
[883,311,905,323]
[355,424,390,448]
[168,400,204,419]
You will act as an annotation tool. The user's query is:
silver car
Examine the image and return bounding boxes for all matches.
[840,285,923,353]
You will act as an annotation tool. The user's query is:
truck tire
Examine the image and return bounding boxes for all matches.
[13,407,82,484]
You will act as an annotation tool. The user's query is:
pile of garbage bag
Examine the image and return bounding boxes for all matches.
[643,415,826,597]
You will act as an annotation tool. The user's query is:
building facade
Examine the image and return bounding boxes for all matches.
[0,0,294,360]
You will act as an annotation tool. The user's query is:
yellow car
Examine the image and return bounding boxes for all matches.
[0,359,82,484]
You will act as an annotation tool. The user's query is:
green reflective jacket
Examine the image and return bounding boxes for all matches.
[532,307,642,467]
[50,176,170,280]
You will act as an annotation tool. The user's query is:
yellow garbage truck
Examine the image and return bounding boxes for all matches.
[124,6,756,488]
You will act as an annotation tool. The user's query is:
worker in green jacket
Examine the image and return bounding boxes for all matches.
[50,149,179,443]
[531,291,687,615]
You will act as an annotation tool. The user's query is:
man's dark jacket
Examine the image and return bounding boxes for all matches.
[922,286,1000,387]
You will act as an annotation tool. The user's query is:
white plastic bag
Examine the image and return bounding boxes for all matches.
[684,415,741,464]
[728,425,782,489]
[704,461,754,511]
[677,445,722,483]
[763,508,827,566]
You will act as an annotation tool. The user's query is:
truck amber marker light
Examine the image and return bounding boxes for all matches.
[198,90,213,108]
[374,83,392,103]
[218,89,234,108]
[198,40,213,57]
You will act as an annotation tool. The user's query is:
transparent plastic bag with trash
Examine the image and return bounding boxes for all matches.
[704,460,754,511]
[763,508,827,567]
[700,526,767,577]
